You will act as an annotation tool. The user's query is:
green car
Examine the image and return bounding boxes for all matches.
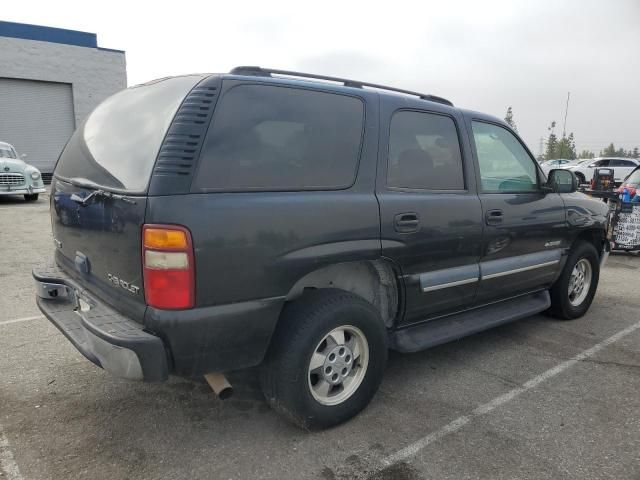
[0,141,46,201]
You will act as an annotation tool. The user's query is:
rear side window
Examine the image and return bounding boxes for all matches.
[194,85,364,191]
[610,159,636,167]
[387,111,464,190]
[55,75,204,192]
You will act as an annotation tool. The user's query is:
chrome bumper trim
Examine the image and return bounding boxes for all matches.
[0,186,46,195]
[482,260,560,280]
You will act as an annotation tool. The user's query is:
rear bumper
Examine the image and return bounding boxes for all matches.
[33,262,168,382]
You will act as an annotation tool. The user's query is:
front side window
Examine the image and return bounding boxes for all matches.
[387,111,464,190]
[194,85,364,191]
[472,121,538,192]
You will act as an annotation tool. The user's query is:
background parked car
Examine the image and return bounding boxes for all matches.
[616,165,640,197]
[0,141,46,201]
[565,157,640,185]
[561,158,592,169]
[540,158,572,174]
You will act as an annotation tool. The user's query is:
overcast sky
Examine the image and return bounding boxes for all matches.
[5,0,640,155]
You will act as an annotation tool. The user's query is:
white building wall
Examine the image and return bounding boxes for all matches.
[0,36,126,125]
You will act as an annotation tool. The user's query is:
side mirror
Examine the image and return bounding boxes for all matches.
[20,153,27,159]
[547,169,578,193]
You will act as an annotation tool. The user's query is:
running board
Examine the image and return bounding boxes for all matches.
[390,290,551,353]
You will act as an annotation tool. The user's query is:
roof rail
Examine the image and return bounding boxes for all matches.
[229,66,454,107]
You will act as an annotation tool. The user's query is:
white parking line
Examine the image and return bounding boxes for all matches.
[381,318,640,467]
[0,431,23,480]
[0,315,43,326]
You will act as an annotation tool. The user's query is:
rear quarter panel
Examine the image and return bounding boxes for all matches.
[145,191,381,307]
[145,87,381,308]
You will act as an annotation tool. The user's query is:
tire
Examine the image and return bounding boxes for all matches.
[549,241,600,320]
[575,172,586,185]
[260,289,387,430]
[24,194,39,201]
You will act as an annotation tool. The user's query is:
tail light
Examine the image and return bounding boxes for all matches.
[142,224,195,309]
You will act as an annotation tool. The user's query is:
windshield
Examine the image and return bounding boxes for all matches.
[55,75,204,192]
[625,168,640,184]
[0,147,17,159]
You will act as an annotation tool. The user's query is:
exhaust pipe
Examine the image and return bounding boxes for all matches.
[204,372,233,400]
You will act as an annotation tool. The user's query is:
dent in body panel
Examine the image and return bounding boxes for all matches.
[561,192,609,230]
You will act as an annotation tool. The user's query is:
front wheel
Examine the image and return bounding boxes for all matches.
[549,241,600,319]
[260,289,387,430]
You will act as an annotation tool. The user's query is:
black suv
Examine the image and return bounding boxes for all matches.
[34,67,611,429]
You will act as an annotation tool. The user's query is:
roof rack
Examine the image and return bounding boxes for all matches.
[229,66,454,107]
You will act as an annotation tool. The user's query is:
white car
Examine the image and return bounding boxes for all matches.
[540,158,572,175]
[554,158,592,170]
[565,157,640,184]
[0,141,46,201]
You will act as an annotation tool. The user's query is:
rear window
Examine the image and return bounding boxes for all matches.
[194,84,364,191]
[55,75,204,192]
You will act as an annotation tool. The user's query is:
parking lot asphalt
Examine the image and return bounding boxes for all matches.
[1,189,639,480]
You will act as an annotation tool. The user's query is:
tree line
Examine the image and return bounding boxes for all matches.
[504,107,639,161]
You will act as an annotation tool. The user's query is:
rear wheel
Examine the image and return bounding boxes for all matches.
[549,241,600,319]
[260,289,387,430]
[24,194,39,201]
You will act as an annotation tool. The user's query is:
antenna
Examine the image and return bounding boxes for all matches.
[562,92,570,138]
[539,137,544,158]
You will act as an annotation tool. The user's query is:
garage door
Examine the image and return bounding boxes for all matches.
[0,78,75,179]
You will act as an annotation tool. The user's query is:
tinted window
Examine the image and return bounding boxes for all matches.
[387,111,464,190]
[610,159,636,167]
[589,159,609,167]
[472,121,538,192]
[194,85,364,190]
[55,75,204,191]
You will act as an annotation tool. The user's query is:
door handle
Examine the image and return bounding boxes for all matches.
[485,209,504,225]
[394,212,420,233]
